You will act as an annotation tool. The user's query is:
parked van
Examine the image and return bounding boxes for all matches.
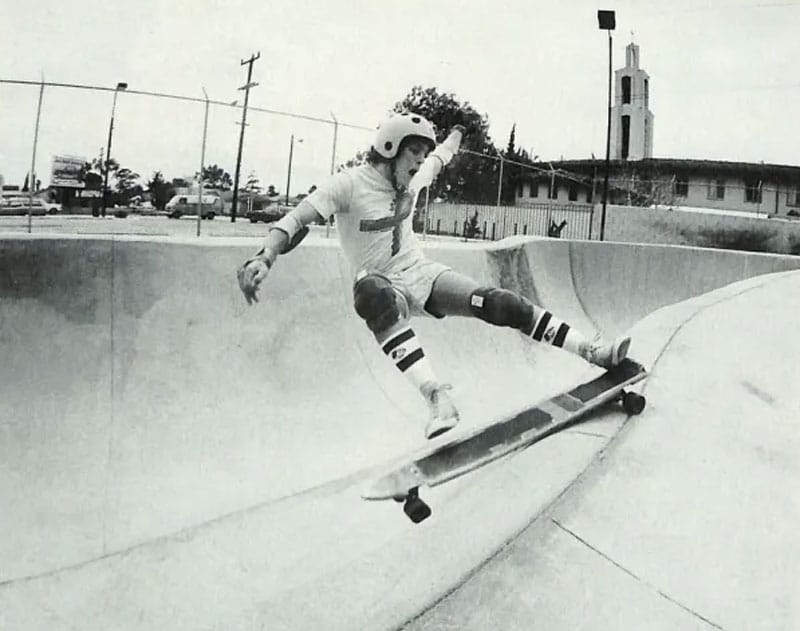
[165,194,223,219]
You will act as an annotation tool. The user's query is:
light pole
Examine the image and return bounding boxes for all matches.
[196,87,210,237]
[285,134,303,206]
[100,81,127,218]
[27,74,45,234]
[597,9,615,241]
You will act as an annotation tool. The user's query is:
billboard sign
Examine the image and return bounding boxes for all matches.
[51,155,86,188]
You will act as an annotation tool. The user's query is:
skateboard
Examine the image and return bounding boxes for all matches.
[362,358,648,524]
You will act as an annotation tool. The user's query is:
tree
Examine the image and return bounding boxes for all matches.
[506,123,517,158]
[338,150,368,172]
[394,86,500,203]
[146,171,173,210]
[114,167,141,204]
[199,164,233,190]
[245,170,262,194]
[79,161,103,190]
[91,156,120,185]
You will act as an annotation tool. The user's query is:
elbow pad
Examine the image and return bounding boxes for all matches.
[269,213,309,253]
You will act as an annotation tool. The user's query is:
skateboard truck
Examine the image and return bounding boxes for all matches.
[394,487,432,524]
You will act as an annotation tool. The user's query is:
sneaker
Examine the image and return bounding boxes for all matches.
[582,335,631,369]
[421,382,460,440]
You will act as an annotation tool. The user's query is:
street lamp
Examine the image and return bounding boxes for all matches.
[285,134,303,205]
[597,9,615,241]
[100,81,128,217]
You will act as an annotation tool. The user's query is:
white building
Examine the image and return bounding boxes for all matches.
[610,42,654,160]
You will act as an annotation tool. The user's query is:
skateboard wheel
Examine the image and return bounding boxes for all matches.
[622,391,646,415]
[403,496,432,523]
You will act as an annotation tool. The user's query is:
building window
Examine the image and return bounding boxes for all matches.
[707,179,725,200]
[622,76,631,104]
[548,183,558,200]
[787,187,800,208]
[644,79,649,107]
[517,183,524,198]
[744,178,762,204]
[621,115,630,160]
[530,182,538,198]
[568,182,579,201]
[673,175,689,197]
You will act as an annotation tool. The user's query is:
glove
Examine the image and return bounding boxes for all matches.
[237,248,276,305]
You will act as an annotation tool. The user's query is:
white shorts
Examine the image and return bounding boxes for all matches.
[361,257,451,319]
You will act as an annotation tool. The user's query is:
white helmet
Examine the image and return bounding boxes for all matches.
[372,112,436,159]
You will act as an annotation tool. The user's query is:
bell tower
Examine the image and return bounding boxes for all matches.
[610,42,654,160]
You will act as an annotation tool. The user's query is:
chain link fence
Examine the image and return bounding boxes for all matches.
[422,201,595,241]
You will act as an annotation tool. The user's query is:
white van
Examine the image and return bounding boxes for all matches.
[165,194,223,219]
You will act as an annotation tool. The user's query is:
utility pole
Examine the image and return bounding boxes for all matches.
[27,75,44,234]
[230,52,260,222]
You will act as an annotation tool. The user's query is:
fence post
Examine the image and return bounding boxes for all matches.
[497,155,505,238]
[196,88,210,237]
[422,187,430,241]
[326,112,339,239]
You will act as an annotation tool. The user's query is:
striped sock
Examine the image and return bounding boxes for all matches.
[529,308,587,356]
[382,327,438,391]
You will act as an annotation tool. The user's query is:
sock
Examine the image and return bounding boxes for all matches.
[381,326,438,391]
[529,306,589,356]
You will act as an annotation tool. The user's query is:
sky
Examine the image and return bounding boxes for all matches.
[2,0,799,195]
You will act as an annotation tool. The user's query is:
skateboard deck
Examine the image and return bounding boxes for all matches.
[362,358,648,523]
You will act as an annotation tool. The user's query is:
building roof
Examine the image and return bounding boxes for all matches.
[522,158,800,184]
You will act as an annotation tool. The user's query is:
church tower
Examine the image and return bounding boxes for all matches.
[610,42,654,160]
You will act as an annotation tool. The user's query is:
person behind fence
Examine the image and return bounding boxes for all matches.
[237,112,632,440]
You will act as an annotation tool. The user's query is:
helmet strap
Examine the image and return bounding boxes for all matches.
[389,159,401,191]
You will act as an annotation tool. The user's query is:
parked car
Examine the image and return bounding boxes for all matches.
[246,205,286,224]
[0,196,49,216]
[40,200,62,214]
[165,194,222,219]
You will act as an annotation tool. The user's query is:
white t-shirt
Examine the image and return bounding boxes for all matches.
[305,164,426,276]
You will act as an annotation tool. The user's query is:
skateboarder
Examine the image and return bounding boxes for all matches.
[238,112,630,439]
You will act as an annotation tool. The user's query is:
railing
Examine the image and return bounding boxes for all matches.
[424,202,595,241]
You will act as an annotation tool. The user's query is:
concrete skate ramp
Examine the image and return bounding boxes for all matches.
[1,233,798,630]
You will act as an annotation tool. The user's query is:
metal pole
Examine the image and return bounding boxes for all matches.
[600,30,613,241]
[231,52,260,223]
[496,154,504,207]
[329,112,338,176]
[285,134,294,206]
[422,187,430,241]
[197,88,210,237]
[27,76,44,234]
[327,112,338,239]
[101,88,121,218]
[497,155,505,237]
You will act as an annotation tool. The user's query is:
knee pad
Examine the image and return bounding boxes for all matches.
[353,273,408,333]
[469,287,533,332]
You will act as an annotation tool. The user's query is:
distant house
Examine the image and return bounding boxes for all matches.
[516,158,800,216]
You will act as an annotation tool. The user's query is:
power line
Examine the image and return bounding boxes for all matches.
[0,78,373,132]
